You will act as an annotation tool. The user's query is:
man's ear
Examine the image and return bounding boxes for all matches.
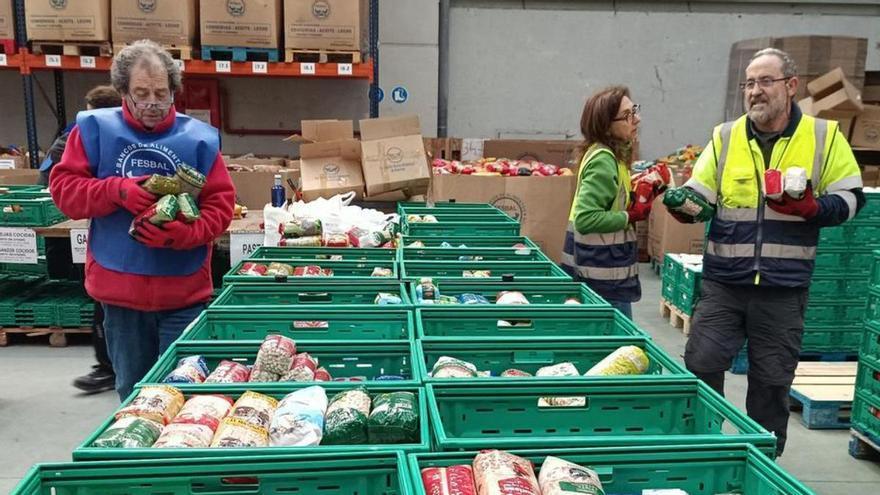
[787,76,799,99]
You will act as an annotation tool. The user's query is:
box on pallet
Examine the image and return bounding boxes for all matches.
[111,0,198,47]
[200,0,282,49]
[25,0,110,41]
[0,0,12,40]
[284,0,367,52]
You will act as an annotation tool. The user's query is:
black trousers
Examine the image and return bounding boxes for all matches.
[684,278,808,456]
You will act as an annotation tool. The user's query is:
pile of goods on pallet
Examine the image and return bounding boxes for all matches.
[431,158,574,177]
[661,254,703,318]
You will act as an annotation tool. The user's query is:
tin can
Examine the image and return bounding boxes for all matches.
[764,169,784,200]
[497,291,530,305]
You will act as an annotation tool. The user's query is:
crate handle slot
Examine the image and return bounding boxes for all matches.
[291,321,329,330]
[497,319,534,329]
[190,477,260,493]
[513,350,554,364]
[537,396,588,408]
[297,292,332,303]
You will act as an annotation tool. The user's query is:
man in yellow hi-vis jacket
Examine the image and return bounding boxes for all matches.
[667,48,863,456]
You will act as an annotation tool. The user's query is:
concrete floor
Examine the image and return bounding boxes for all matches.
[0,264,879,493]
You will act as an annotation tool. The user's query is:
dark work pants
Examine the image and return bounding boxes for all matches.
[684,278,808,456]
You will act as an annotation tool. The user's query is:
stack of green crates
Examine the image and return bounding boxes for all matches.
[852,250,880,454]
[661,253,703,317]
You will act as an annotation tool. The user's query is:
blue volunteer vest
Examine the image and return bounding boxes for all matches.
[77,108,219,276]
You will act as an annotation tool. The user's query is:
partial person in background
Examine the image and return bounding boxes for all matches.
[50,40,235,400]
[561,85,648,318]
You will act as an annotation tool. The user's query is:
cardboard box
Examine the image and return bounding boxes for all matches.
[200,0,282,49]
[424,137,463,161]
[0,0,13,40]
[226,155,294,209]
[111,0,198,47]
[0,168,40,184]
[431,174,577,264]
[300,139,364,201]
[0,154,25,170]
[864,72,880,104]
[799,97,857,139]
[852,105,880,150]
[861,165,880,187]
[482,139,581,168]
[359,115,430,197]
[808,68,864,113]
[284,0,367,51]
[648,194,706,261]
[25,0,110,41]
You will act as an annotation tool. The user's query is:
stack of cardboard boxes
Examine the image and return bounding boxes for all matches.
[24,0,111,43]
[111,0,198,53]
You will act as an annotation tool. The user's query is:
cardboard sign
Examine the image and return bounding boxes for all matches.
[70,228,88,264]
[0,227,38,264]
[230,232,264,266]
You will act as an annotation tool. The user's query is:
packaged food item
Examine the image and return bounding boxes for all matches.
[536,363,580,378]
[371,267,393,277]
[266,262,295,277]
[422,215,438,223]
[375,293,404,305]
[92,416,164,448]
[440,241,453,248]
[175,163,206,199]
[496,291,530,305]
[406,214,422,223]
[172,395,234,431]
[153,423,214,448]
[269,386,329,447]
[253,335,297,374]
[142,174,181,195]
[563,297,582,305]
[228,391,278,431]
[407,240,425,247]
[323,233,350,247]
[458,293,490,305]
[764,169,784,200]
[368,391,419,444]
[323,387,372,444]
[584,346,650,376]
[458,255,484,261]
[205,360,251,383]
[248,368,280,382]
[129,194,180,236]
[662,187,715,222]
[436,295,459,304]
[238,262,267,276]
[375,374,405,381]
[279,236,323,247]
[163,355,208,384]
[314,367,332,381]
[233,203,248,219]
[463,270,491,278]
[294,265,333,277]
[282,353,319,382]
[371,230,394,246]
[500,369,532,377]
[347,226,375,247]
[538,456,604,495]
[421,465,477,495]
[416,277,438,302]
[211,417,269,447]
[176,193,201,223]
[784,166,808,199]
[116,385,185,425]
[473,450,540,495]
[280,218,323,238]
[431,356,479,378]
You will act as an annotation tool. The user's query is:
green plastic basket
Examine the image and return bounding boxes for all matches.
[425,380,776,456]
[407,444,814,495]
[415,337,691,384]
[809,273,871,301]
[856,356,880,401]
[402,213,520,236]
[399,246,552,263]
[0,191,66,226]
[401,260,570,282]
[819,223,880,248]
[211,281,413,308]
[250,246,397,261]
[416,306,648,341]
[179,308,414,342]
[224,258,398,285]
[801,325,864,353]
[852,390,880,440]
[400,235,539,249]
[863,320,880,362]
[397,201,506,216]
[139,340,418,388]
[805,299,866,325]
[0,184,43,193]
[409,280,608,307]
[813,247,874,276]
[73,383,430,460]
[15,451,411,495]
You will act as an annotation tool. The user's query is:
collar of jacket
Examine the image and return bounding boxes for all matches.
[122,100,177,134]
[745,100,802,140]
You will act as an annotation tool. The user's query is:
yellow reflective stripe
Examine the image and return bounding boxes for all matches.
[760,243,816,260]
[826,175,863,192]
[706,241,755,258]
[831,190,859,220]
[716,207,757,221]
[683,178,717,204]
[715,121,735,191]
[568,223,636,245]
[763,208,806,223]
[812,118,828,186]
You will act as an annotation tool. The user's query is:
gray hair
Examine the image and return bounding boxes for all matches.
[110,39,182,95]
[750,48,798,78]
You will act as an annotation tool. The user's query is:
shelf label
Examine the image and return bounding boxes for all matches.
[300,62,315,75]
[0,228,38,264]
[0,54,7,66]
[70,228,88,264]
[45,55,62,67]
[230,232,264,267]
[252,61,268,74]
[337,63,353,76]
[215,60,231,73]
[79,56,96,69]
[175,59,185,72]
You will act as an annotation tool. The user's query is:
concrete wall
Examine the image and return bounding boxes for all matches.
[447,0,880,159]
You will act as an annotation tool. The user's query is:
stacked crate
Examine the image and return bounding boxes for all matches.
[660,253,703,333]
[850,250,880,458]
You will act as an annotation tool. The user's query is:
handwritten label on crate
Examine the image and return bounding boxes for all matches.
[70,228,88,264]
[230,232,264,267]
[337,63,353,76]
[300,62,315,75]
[0,227,38,264]
[252,61,268,74]
[79,56,96,69]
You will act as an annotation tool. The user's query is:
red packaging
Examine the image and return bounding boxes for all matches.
[347,227,373,247]
[764,169,784,200]
[421,465,477,495]
[314,367,332,381]
[238,262,267,276]
[283,352,319,381]
[324,233,350,247]
[205,360,251,383]
[294,265,330,277]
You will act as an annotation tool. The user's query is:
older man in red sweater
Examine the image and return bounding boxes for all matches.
[50,40,234,400]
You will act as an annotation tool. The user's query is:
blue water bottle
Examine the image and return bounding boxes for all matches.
[271,174,286,207]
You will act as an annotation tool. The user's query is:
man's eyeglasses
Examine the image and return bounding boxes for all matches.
[739,77,791,91]
[127,94,174,111]
[613,104,640,122]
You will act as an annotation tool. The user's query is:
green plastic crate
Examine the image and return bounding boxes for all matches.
[211,281,413,308]
[854,192,880,222]
[408,444,814,495]
[819,224,880,248]
[0,184,43,193]
[0,279,91,327]
[661,277,677,303]
[852,390,880,439]
[250,246,397,261]
[856,356,880,402]
[139,340,418,387]
[809,274,871,300]
[409,280,608,307]
[416,306,648,341]
[400,235,539,249]
[14,451,411,495]
[399,246,552,263]
[662,253,682,284]
[0,191,66,226]
[801,324,864,352]
[814,247,875,276]
[863,321,880,362]
[861,287,880,324]
[402,213,520,236]
[676,286,698,316]
[0,256,48,278]
[402,208,513,222]
[415,337,691,384]
[224,258,398,285]
[401,260,570,282]
[805,299,867,325]
[179,308,414,341]
[425,380,776,456]
[870,250,880,288]
[74,383,430,460]
[398,201,506,215]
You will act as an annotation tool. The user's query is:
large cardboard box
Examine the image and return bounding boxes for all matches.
[111,0,198,47]
[0,0,13,40]
[482,139,581,168]
[798,97,857,139]
[648,194,706,261]
[359,115,430,198]
[226,155,298,209]
[284,0,367,52]
[431,174,577,263]
[808,68,864,113]
[0,154,25,170]
[25,0,110,41]
[300,140,364,201]
[0,168,40,184]
[200,0,282,49]
[852,105,880,150]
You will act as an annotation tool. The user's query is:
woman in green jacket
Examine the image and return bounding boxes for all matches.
[561,85,647,318]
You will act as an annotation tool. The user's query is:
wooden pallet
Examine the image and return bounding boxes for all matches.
[659,297,691,335]
[0,326,91,347]
[849,427,880,460]
[201,45,280,62]
[31,40,113,57]
[0,38,14,55]
[284,48,362,64]
[114,43,193,60]
[789,361,857,429]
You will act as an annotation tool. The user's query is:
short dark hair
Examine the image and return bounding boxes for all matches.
[85,85,122,109]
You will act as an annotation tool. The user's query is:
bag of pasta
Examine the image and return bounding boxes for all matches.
[116,385,185,425]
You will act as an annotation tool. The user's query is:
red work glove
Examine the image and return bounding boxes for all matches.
[132,220,192,249]
[627,199,652,224]
[116,176,156,215]
[766,185,819,219]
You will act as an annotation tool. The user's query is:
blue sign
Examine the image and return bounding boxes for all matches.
[375,87,384,103]
[391,86,409,103]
